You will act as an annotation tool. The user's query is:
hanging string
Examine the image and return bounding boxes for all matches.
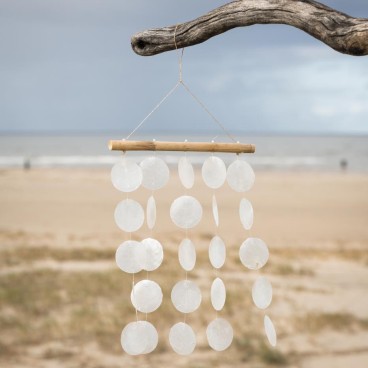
[125,82,180,140]
[125,24,239,143]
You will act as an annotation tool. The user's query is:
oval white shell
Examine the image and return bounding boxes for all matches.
[140,238,163,271]
[169,322,196,355]
[111,158,142,192]
[170,195,203,229]
[252,276,273,310]
[264,315,277,347]
[212,195,219,227]
[115,240,142,274]
[239,238,269,270]
[131,280,163,313]
[171,280,202,313]
[239,198,253,230]
[121,321,158,355]
[209,236,226,269]
[206,318,233,351]
[140,156,170,190]
[178,238,196,272]
[114,199,144,233]
[146,195,156,230]
[178,157,194,189]
[226,159,255,192]
[202,156,226,189]
[211,277,226,311]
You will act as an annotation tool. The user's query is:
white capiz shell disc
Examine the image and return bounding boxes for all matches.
[114,199,144,233]
[121,321,158,355]
[226,159,255,192]
[211,277,226,311]
[264,315,277,347]
[140,238,163,271]
[111,158,142,192]
[142,321,159,354]
[239,238,269,270]
[239,198,254,230]
[206,318,233,351]
[171,280,202,313]
[131,280,163,313]
[178,157,194,189]
[212,195,219,227]
[170,195,203,229]
[202,156,227,189]
[252,276,273,310]
[169,322,196,355]
[115,240,142,274]
[146,195,156,230]
[178,238,196,272]
[209,236,226,269]
[140,156,170,190]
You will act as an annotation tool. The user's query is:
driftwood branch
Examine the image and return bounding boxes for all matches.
[131,0,368,56]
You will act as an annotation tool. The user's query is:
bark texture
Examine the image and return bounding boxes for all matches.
[131,0,368,56]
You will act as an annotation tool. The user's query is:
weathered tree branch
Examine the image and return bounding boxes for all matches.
[131,0,368,56]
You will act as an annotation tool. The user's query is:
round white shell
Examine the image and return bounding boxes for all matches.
[140,156,169,190]
[169,322,196,355]
[211,277,226,311]
[264,315,277,347]
[114,199,144,233]
[239,238,269,270]
[121,321,158,355]
[212,195,219,227]
[143,322,159,354]
[178,238,196,272]
[239,198,253,230]
[115,240,142,274]
[226,159,255,192]
[171,280,202,313]
[131,280,163,313]
[252,276,273,310]
[209,236,226,269]
[146,195,156,230]
[202,156,226,189]
[140,238,163,271]
[111,158,142,192]
[170,196,203,229]
[206,318,233,351]
[178,157,194,189]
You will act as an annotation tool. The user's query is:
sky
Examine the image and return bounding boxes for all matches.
[0,0,367,136]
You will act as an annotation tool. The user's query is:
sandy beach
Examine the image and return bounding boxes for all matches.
[1,168,368,367]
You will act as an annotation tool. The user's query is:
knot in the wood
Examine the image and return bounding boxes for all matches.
[131,35,147,55]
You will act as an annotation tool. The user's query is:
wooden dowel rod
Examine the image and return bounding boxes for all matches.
[108,140,255,154]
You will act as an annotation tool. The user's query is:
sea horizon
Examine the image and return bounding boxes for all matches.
[0,133,367,172]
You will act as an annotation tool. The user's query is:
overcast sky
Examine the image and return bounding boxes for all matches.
[0,0,367,135]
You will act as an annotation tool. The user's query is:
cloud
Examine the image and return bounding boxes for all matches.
[0,1,367,134]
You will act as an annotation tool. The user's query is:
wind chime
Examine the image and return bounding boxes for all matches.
[108,45,276,356]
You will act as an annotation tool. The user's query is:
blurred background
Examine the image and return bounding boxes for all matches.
[0,1,368,367]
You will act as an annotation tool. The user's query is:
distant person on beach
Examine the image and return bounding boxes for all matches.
[340,158,348,171]
[23,158,31,170]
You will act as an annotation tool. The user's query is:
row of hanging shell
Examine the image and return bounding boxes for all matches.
[111,155,255,192]
[114,195,253,232]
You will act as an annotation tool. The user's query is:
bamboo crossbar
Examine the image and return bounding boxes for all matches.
[108,140,256,154]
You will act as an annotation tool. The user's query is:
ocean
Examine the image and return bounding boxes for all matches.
[0,134,367,172]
